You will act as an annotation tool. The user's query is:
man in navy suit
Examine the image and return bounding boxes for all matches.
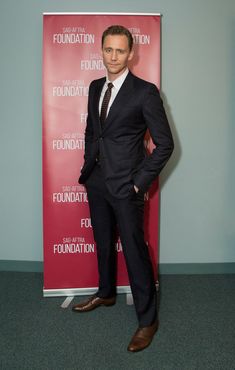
[72,25,174,352]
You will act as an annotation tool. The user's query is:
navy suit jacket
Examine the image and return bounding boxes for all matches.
[79,72,174,198]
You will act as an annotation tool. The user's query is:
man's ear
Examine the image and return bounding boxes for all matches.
[128,49,134,62]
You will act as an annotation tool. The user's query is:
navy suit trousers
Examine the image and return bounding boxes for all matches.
[85,164,157,327]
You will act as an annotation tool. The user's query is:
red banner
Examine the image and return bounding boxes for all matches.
[43,13,161,295]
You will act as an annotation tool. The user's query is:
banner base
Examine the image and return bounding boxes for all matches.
[43,281,159,297]
[43,285,131,297]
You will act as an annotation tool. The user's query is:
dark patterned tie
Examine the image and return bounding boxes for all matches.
[100,82,114,126]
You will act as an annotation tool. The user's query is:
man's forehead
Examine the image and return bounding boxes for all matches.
[103,34,129,46]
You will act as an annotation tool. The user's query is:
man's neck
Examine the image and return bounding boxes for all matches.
[107,67,129,82]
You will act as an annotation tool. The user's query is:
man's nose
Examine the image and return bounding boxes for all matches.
[111,50,117,60]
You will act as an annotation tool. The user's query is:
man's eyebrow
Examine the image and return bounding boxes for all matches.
[104,47,126,51]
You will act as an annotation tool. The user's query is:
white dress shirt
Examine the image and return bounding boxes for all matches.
[98,68,129,116]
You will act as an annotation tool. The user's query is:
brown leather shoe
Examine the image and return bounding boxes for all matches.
[72,295,116,312]
[127,321,158,352]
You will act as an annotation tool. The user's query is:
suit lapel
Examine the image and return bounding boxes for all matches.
[102,72,134,132]
[93,78,105,134]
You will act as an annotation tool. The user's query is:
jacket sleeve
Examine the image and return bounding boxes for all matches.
[133,84,174,192]
[78,83,96,184]
[83,83,94,163]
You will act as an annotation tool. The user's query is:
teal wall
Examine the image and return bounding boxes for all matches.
[0,0,234,267]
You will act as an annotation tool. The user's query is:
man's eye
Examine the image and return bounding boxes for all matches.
[117,50,125,54]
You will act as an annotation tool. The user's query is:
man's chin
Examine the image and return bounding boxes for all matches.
[107,67,125,76]
[108,68,120,73]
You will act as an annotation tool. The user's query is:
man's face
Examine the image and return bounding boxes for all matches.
[102,34,134,81]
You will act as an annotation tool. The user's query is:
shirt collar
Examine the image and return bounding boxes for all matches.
[106,68,129,89]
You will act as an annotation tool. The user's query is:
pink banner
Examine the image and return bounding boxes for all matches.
[43,13,161,294]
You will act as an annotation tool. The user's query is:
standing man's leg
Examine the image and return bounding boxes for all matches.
[110,191,158,352]
[112,191,157,327]
[72,165,117,312]
[86,170,117,298]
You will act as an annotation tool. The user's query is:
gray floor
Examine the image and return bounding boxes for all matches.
[0,272,235,370]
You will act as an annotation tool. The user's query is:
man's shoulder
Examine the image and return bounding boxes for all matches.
[90,77,106,87]
[129,72,158,91]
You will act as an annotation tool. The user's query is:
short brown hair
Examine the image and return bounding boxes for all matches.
[102,25,133,50]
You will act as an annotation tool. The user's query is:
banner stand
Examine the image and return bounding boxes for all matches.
[43,13,161,297]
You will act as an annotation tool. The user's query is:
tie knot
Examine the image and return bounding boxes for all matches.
[107,82,113,90]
